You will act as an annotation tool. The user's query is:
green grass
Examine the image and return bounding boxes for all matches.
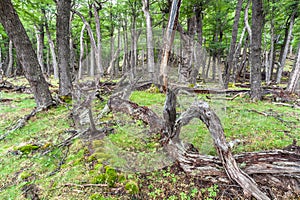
[1,85,299,199]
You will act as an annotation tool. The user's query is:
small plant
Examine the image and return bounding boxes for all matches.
[190,187,198,198]
[125,180,139,194]
[201,184,219,200]
[179,192,188,200]
[90,193,113,200]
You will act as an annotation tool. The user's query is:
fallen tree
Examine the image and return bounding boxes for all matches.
[107,87,300,199]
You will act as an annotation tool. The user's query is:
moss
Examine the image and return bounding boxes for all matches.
[16,144,40,154]
[125,180,139,194]
[146,84,160,93]
[19,171,32,180]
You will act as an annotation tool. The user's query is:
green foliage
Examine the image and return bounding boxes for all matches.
[15,144,40,154]
[124,180,139,194]
[18,171,32,180]
[90,193,115,200]
[201,184,219,200]
[91,166,119,187]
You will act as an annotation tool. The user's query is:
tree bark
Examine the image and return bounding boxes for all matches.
[5,40,13,77]
[142,0,156,81]
[56,0,73,96]
[159,0,182,90]
[276,11,296,84]
[0,0,53,108]
[78,24,86,79]
[224,0,243,88]
[250,0,263,100]
[35,23,45,74]
[45,19,58,80]
[244,0,252,44]
[286,43,300,93]
[93,3,104,77]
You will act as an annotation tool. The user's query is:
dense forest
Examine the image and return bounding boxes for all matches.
[0,0,300,199]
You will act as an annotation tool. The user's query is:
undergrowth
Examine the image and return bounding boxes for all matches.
[0,78,299,199]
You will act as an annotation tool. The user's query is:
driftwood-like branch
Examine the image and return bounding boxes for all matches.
[169,100,270,200]
[107,88,300,199]
[108,97,164,133]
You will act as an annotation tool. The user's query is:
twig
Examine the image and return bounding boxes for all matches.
[64,183,109,188]
[272,102,300,109]
[48,145,70,177]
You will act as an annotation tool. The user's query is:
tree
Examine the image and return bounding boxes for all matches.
[142,0,155,81]
[0,0,53,108]
[250,0,263,100]
[286,42,300,93]
[224,0,243,88]
[56,0,73,96]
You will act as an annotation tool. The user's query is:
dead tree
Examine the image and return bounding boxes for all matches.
[107,87,300,199]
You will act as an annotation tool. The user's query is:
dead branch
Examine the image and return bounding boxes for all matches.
[106,88,300,199]
[108,97,164,134]
[0,108,40,141]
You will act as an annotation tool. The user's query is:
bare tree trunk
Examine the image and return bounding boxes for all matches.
[78,24,86,79]
[57,0,73,96]
[250,0,263,100]
[0,36,3,80]
[5,40,13,76]
[0,0,53,107]
[159,0,182,90]
[90,45,95,77]
[267,20,275,83]
[233,27,246,82]
[286,43,300,93]
[276,11,296,84]
[195,4,203,46]
[46,48,50,77]
[73,9,102,78]
[93,3,103,77]
[45,20,58,79]
[224,0,243,88]
[121,19,129,74]
[35,24,45,74]
[244,0,252,44]
[142,0,155,81]
[178,17,196,84]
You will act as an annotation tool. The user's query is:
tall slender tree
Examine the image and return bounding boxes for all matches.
[224,0,243,88]
[250,0,263,100]
[56,0,73,96]
[0,0,53,108]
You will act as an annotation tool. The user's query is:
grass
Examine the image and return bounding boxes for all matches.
[0,78,299,199]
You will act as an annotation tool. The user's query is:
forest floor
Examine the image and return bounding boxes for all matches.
[0,77,300,200]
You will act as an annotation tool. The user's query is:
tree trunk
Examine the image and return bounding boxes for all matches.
[224,0,243,88]
[56,0,72,96]
[195,4,203,46]
[45,20,58,80]
[178,17,196,84]
[78,24,86,79]
[244,0,252,44]
[276,11,296,84]
[286,43,300,93]
[5,40,13,76]
[267,19,275,83]
[0,35,3,81]
[159,0,182,90]
[0,0,53,107]
[250,0,263,100]
[93,3,104,77]
[142,0,156,81]
[35,24,45,74]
